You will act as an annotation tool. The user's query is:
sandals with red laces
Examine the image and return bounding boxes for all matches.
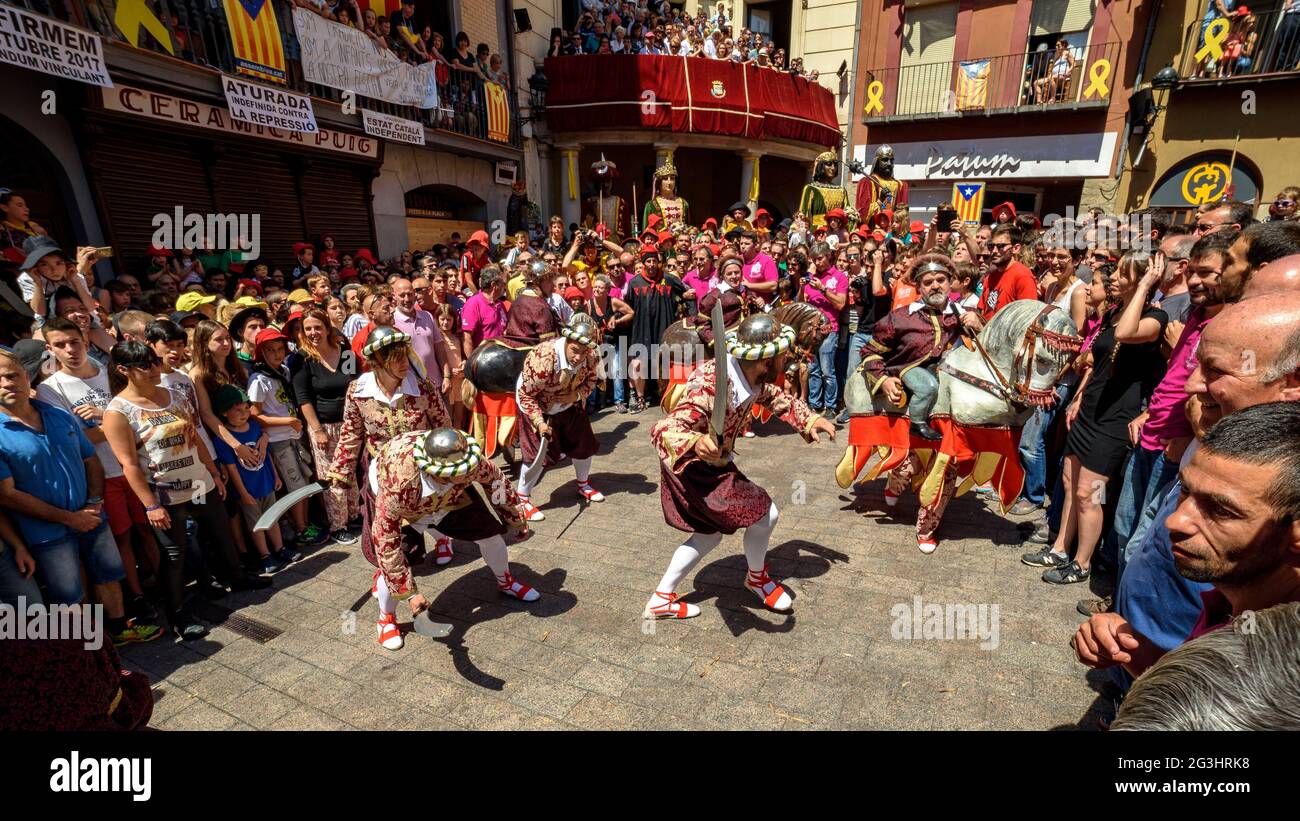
[917,537,937,555]
[518,496,545,522]
[883,489,901,508]
[497,572,540,602]
[744,565,793,612]
[434,537,454,565]
[376,612,403,650]
[576,481,605,502]
[643,590,701,620]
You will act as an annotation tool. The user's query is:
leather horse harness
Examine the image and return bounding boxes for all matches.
[941,304,1083,409]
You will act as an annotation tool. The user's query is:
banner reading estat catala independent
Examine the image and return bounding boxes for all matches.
[361,109,425,146]
[292,8,438,109]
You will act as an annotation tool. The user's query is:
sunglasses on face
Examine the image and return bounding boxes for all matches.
[987,242,1013,251]
[1195,221,1226,233]
[1274,199,1296,208]
[976,254,992,261]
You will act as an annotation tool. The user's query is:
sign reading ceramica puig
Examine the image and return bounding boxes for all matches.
[222,76,318,133]
[0,6,112,87]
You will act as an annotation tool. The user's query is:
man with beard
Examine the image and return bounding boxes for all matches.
[623,243,687,413]
[1075,293,1300,702]
[645,314,835,619]
[858,255,977,442]
[1075,401,1300,681]
[977,225,1037,324]
[856,255,980,553]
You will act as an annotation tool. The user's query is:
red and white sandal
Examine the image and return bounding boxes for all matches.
[497,571,540,602]
[518,496,545,522]
[434,536,454,565]
[883,489,901,508]
[643,590,700,620]
[576,480,605,502]
[744,565,793,612]
[917,537,938,555]
[376,612,403,650]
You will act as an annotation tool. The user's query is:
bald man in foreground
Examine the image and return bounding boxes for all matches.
[1242,253,1300,298]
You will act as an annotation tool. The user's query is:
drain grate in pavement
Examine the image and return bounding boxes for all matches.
[189,601,283,644]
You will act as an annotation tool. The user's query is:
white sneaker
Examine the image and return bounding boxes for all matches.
[917,538,937,555]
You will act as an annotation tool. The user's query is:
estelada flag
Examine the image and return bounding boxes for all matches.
[485,81,511,143]
[222,0,286,84]
[954,59,990,110]
[952,181,986,225]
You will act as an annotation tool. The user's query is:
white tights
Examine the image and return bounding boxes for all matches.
[517,456,592,497]
[375,534,513,617]
[653,502,779,593]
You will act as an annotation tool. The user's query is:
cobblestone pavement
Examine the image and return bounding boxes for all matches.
[123,407,1110,730]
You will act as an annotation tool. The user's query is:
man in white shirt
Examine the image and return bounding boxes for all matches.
[37,317,160,622]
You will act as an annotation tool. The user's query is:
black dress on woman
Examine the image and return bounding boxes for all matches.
[1064,305,1169,477]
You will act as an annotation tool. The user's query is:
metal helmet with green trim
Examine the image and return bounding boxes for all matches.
[560,314,600,349]
[725,313,796,360]
[361,325,412,360]
[413,428,483,479]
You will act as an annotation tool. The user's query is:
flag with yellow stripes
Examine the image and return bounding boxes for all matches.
[485,81,511,143]
[222,0,287,84]
[952,181,986,225]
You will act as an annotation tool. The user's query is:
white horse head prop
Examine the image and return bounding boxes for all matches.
[933,299,1082,427]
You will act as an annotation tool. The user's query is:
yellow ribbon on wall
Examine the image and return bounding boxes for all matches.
[864,80,885,115]
[565,150,578,200]
[1083,59,1111,100]
[115,0,176,55]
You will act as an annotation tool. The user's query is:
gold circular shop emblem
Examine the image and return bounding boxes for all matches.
[710,80,726,98]
[1180,162,1231,206]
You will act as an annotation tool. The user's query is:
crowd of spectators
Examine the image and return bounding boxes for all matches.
[2,173,1299,729]
[546,1,820,82]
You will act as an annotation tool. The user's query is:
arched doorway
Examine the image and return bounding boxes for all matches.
[0,114,76,258]
[405,184,488,249]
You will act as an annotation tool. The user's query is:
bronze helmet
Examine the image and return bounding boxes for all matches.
[361,325,412,360]
[726,313,796,360]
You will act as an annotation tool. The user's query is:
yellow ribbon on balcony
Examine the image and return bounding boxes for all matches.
[1196,17,1231,62]
[1083,59,1111,100]
[864,80,884,115]
[115,0,176,55]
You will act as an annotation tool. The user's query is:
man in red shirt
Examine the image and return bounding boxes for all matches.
[977,225,1039,323]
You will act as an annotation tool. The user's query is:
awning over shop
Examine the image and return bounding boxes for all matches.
[1149,154,1260,207]
[543,55,841,149]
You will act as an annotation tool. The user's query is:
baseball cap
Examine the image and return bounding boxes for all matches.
[212,384,250,416]
[175,291,217,313]
[286,288,313,304]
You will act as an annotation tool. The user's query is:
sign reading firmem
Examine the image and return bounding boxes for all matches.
[0,6,112,87]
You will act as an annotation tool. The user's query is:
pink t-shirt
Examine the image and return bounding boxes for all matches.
[460,292,507,347]
[682,268,719,309]
[743,252,778,305]
[1138,306,1210,452]
[393,308,445,386]
[802,266,848,332]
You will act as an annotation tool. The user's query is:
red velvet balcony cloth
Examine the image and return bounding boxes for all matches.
[543,55,841,149]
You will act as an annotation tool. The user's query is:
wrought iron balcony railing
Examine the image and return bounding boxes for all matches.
[1176,5,1300,83]
[862,41,1121,121]
[4,0,521,148]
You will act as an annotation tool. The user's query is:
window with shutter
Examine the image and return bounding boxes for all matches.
[897,1,958,116]
[1031,0,1096,36]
